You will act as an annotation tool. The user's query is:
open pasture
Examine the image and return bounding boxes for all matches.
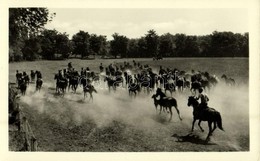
[9,58,249,151]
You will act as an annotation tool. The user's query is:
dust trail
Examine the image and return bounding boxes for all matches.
[18,79,249,150]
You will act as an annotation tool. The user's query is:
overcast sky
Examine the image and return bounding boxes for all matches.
[45,8,248,40]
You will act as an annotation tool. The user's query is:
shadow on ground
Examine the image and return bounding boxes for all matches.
[172,133,217,145]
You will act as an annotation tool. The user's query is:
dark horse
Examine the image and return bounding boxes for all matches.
[221,74,235,86]
[83,84,97,101]
[36,78,43,92]
[155,88,182,121]
[104,76,122,91]
[80,77,97,100]
[187,96,224,141]
[68,76,79,93]
[54,74,68,95]
[128,82,141,97]
[19,79,27,96]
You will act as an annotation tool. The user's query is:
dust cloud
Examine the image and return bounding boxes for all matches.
[18,79,249,150]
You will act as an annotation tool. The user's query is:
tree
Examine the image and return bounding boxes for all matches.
[174,34,187,57]
[99,35,108,57]
[197,35,211,57]
[71,31,90,59]
[173,34,200,57]
[127,39,139,58]
[110,33,128,58]
[55,32,72,59]
[159,33,174,57]
[9,8,55,61]
[89,34,108,57]
[137,37,147,58]
[145,29,159,57]
[240,33,249,57]
[210,31,239,57]
[21,36,42,61]
[40,29,58,60]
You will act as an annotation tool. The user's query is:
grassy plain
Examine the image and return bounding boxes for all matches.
[9,57,249,151]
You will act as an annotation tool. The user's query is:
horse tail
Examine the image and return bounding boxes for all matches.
[216,112,224,131]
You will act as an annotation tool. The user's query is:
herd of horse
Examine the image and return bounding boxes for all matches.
[14,60,235,141]
[16,70,43,95]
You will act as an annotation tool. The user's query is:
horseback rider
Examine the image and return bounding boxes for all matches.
[86,67,90,77]
[196,88,209,110]
[99,63,104,73]
[30,70,36,82]
[68,62,72,68]
[36,71,42,80]
[81,68,85,76]
[16,70,22,83]
[63,69,67,78]
[58,70,63,79]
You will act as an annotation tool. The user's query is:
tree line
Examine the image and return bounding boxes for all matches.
[9,8,249,62]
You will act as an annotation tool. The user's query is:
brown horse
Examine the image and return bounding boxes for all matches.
[155,88,182,121]
[187,96,224,141]
[36,78,43,92]
[151,94,168,113]
[83,85,97,101]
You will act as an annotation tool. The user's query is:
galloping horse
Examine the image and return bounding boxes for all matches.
[36,78,43,92]
[155,88,182,121]
[68,76,79,92]
[164,82,175,96]
[151,94,167,113]
[54,74,68,94]
[128,82,141,97]
[104,76,121,91]
[221,74,235,86]
[83,84,97,100]
[19,79,27,96]
[187,96,224,141]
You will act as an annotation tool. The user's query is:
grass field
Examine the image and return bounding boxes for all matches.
[9,57,249,151]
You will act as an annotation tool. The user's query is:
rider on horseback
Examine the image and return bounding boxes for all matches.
[58,70,63,79]
[196,88,209,110]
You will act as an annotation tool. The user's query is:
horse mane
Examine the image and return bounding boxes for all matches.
[189,96,199,107]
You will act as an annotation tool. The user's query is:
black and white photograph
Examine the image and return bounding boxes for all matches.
[2,0,260,160]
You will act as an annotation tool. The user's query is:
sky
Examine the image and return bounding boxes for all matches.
[45,8,248,40]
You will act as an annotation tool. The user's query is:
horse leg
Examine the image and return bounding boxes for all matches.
[62,89,65,97]
[90,93,93,102]
[73,85,76,93]
[191,118,196,132]
[198,120,204,132]
[206,121,212,141]
[168,107,172,121]
[211,121,217,134]
[174,106,182,121]
[159,106,162,114]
